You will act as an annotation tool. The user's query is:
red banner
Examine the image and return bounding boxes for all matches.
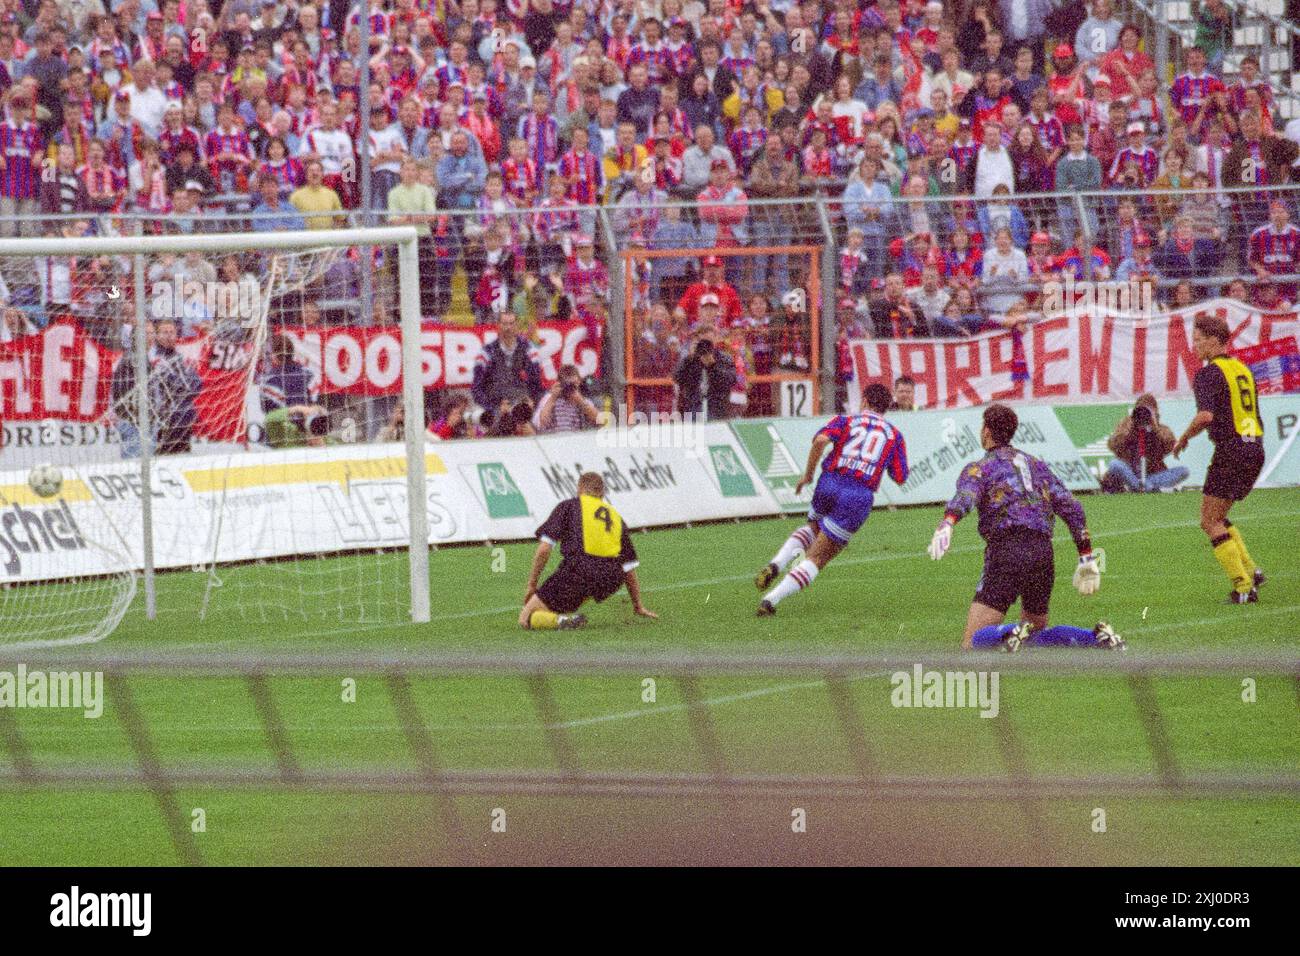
[0,321,115,424]
[278,321,601,396]
[0,323,255,443]
[849,300,1300,410]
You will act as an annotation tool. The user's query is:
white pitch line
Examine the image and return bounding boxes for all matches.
[553,673,882,729]
[1132,603,1300,635]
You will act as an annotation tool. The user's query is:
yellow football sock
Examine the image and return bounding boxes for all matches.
[528,610,559,630]
[1211,535,1250,593]
[1226,525,1257,575]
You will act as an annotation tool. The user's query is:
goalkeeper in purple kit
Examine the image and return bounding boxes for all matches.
[927,404,1125,652]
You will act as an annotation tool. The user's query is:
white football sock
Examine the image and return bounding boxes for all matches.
[770,525,815,570]
[764,558,819,606]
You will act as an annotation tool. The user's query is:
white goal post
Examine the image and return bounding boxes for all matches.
[0,225,430,648]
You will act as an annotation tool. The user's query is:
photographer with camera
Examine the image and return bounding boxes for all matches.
[486,398,538,438]
[1101,394,1189,493]
[674,328,738,420]
[260,332,329,449]
[534,364,601,433]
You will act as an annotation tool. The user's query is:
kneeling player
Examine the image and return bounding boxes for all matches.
[1171,315,1267,603]
[521,471,657,630]
[755,383,908,615]
[926,403,1123,652]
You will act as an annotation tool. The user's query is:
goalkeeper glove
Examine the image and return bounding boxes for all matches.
[1073,553,1101,595]
[928,519,953,561]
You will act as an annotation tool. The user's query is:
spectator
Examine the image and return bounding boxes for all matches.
[870,272,931,338]
[842,155,893,279]
[261,332,328,449]
[1101,395,1189,493]
[600,120,647,202]
[1114,231,1161,292]
[681,124,734,196]
[616,62,659,139]
[534,363,601,433]
[1098,24,1152,101]
[40,142,85,215]
[290,159,345,230]
[165,142,217,198]
[1075,0,1123,67]
[696,160,749,283]
[470,311,544,415]
[981,226,1030,313]
[674,335,737,419]
[1193,0,1234,74]
[998,0,1054,75]
[0,305,35,343]
[908,264,953,328]
[1157,215,1224,288]
[649,205,702,305]
[436,130,488,210]
[678,256,743,327]
[149,318,202,455]
[1247,200,1300,302]
[973,119,1014,197]
[0,94,43,236]
[251,174,307,232]
[978,183,1030,248]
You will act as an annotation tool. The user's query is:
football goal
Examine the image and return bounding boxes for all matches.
[0,224,429,649]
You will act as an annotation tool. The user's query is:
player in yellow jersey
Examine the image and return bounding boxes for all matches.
[520,472,658,629]
[1173,315,1267,604]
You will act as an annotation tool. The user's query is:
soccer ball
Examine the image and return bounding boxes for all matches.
[28,464,63,499]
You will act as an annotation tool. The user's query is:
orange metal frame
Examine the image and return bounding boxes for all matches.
[621,244,822,414]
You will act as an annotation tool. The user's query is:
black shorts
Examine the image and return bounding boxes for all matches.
[535,560,624,614]
[974,532,1055,616]
[1203,440,1265,502]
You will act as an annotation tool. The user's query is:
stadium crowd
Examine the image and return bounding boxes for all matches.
[1,0,1300,436]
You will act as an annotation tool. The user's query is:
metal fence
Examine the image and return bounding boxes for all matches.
[0,648,1294,865]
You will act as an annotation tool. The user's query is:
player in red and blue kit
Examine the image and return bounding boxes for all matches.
[926,403,1124,652]
[755,384,908,616]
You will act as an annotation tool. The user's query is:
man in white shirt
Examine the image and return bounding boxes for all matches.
[973,120,1014,198]
[906,264,952,327]
[299,101,354,177]
[981,226,1030,314]
[366,103,406,203]
[128,58,167,139]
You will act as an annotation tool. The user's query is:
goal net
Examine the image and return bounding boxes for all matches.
[0,224,428,649]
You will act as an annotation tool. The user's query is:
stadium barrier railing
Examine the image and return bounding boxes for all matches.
[0,648,1294,866]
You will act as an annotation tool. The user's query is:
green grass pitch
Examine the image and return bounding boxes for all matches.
[0,488,1296,865]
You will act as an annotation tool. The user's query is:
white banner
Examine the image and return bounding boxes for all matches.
[0,424,779,584]
[849,299,1300,410]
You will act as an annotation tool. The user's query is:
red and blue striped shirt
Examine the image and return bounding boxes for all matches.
[818,412,909,490]
[0,121,42,199]
[1169,71,1224,125]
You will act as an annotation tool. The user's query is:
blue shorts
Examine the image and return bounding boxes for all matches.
[808,471,875,545]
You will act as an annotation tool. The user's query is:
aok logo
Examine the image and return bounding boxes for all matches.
[0,501,88,577]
